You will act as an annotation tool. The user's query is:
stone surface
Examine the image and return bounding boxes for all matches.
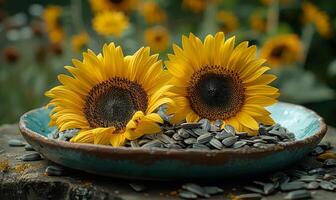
[1,124,336,199]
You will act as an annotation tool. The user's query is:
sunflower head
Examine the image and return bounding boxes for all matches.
[141,1,166,24]
[89,0,138,13]
[217,11,239,34]
[260,34,303,68]
[250,11,266,33]
[144,26,170,52]
[71,32,89,52]
[92,11,129,37]
[46,43,172,146]
[166,32,279,133]
[43,6,64,43]
[302,2,332,38]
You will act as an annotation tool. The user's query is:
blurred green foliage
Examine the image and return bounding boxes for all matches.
[0,0,335,125]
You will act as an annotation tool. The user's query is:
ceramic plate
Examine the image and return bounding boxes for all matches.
[19,102,327,180]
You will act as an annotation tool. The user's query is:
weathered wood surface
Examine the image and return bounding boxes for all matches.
[0,124,335,200]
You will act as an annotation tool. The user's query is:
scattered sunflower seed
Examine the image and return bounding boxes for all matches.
[192,143,210,150]
[184,138,197,145]
[179,191,198,199]
[141,140,162,148]
[319,181,335,191]
[130,140,140,148]
[233,141,247,149]
[209,138,223,150]
[203,186,223,195]
[214,119,223,127]
[235,193,262,200]
[222,136,237,147]
[24,144,35,151]
[215,131,233,140]
[45,165,64,176]
[280,181,305,191]
[178,129,190,138]
[306,181,319,190]
[263,183,275,195]
[244,186,264,194]
[193,129,209,136]
[224,124,235,135]
[284,190,311,200]
[182,183,209,198]
[129,183,146,192]
[199,118,211,131]
[324,159,336,167]
[8,139,25,147]
[180,122,202,129]
[21,152,42,161]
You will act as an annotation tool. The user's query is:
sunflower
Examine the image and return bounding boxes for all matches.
[43,6,64,43]
[182,0,210,13]
[165,32,279,133]
[45,43,172,146]
[302,2,332,38]
[250,11,266,33]
[217,11,239,34]
[141,1,166,24]
[92,11,128,37]
[89,0,138,13]
[144,26,170,52]
[71,32,89,52]
[260,34,303,67]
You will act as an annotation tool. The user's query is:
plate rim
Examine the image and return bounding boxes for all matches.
[19,102,328,157]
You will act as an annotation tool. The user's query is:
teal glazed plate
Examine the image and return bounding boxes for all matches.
[19,102,327,180]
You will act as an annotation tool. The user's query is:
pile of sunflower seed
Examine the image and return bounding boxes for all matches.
[124,118,295,150]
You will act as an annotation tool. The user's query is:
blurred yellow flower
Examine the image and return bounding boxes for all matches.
[89,0,138,12]
[144,26,170,52]
[71,32,89,52]
[302,2,332,38]
[92,11,129,37]
[250,11,266,33]
[217,11,239,34]
[141,1,166,24]
[260,34,303,68]
[43,6,64,43]
[261,0,291,6]
[182,0,210,13]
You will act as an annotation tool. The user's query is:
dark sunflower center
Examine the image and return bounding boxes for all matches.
[109,0,123,4]
[84,77,148,130]
[187,66,245,121]
[270,45,287,58]
[154,35,162,42]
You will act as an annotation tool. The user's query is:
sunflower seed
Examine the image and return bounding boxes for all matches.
[209,125,220,132]
[184,138,197,145]
[209,138,223,150]
[263,183,275,195]
[252,139,267,144]
[48,129,59,139]
[308,168,325,175]
[172,133,183,141]
[185,129,198,138]
[182,183,209,198]
[179,191,197,199]
[197,132,213,144]
[253,143,268,149]
[141,140,162,148]
[129,183,146,192]
[58,129,79,141]
[24,144,35,151]
[214,119,223,127]
[319,181,335,191]
[157,133,176,144]
[236,132,248,138]
[244,186,264,194]
[8,139,25,147]
[236,193,262,200]
[222,136,238,147]
[193,129,209,136]
[203,186,223,195]
[164,129,175,136]
[178,129,190,138]
[215,131,233,140]
[199,118,211,131]
[259,126,268,135]
[192,143,210,150]
[130,140,140,148]
[165,143,182,149]
[306,181,319,190]
[324,159,336,167]
[260,135,278,143]
[280,181,305,191]
[138,139,151,146]
[233,141,247,149]
[180,122,202,129]
[253,181,266,186]
[45,165,65,176]
[22,152,42,161]
[284,190,311,200]
[299,175,317,182]
[224,124,235,135]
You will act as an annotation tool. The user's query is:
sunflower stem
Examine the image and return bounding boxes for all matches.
[71,0,85,32]
[301,24,315,69]
[266,0,279,34]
